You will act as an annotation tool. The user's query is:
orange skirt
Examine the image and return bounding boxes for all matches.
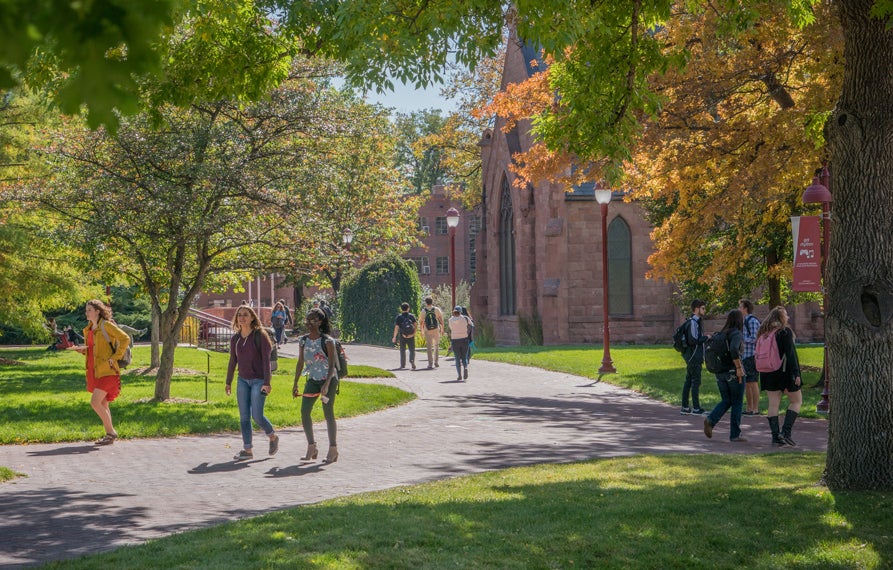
[87,374,121,402]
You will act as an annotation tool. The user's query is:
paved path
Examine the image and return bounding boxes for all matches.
[0,344,828,568]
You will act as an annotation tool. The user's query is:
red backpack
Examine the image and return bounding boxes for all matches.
[755,330,785,372]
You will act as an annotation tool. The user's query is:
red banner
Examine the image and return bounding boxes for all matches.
[792,216,822,292]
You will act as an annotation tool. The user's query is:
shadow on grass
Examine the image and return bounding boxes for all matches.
[47,455,890,569]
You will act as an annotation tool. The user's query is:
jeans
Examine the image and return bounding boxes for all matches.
[236,377,274,449]
[451,338,469,377]
[399,335,415,367]
[273,326,284,345]
[707,372,745,439]
[682,354,703,409]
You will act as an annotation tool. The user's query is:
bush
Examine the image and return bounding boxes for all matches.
[518,311,543,346]
[339,254,422,346]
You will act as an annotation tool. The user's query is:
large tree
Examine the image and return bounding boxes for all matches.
[27,66,342,399]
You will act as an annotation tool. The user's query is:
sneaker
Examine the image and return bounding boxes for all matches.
[233,449,253,461]
[435,362,439,367]
[411,362,416,370]
[680,407,692,415]
[463,368,468,380]
[268,434,279,456]
[703,419,713,439]
[730,437,748,443]
[691,408,706,415]
[743,410,758,416]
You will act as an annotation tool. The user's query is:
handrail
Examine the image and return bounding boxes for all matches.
[181,308,234,353]
[187,307,232,327]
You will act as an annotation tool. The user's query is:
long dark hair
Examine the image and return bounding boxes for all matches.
[307,308,332,336]
[721,309,744,333]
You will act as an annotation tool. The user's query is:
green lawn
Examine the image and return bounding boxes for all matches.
[44,453,892,569]
[475,344,827,418]
[0,466,23,482]
[0,346,413,444]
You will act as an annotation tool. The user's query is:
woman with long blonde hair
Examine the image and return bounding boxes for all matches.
[225,305,279,461]
[757,306,802,446]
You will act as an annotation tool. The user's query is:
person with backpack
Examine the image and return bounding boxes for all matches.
[391,302,418,370]
[271,302,288,347]
[448,306,473,381]
[225,305,279,461]
[421,296,444,369]
[69,299,131,446]
[757,306,803,446]
[739,298,762,416]
[292,307,340,464]
[679,299,709,415]
[702,310,747,442]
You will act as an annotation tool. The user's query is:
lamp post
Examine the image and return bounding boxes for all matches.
[803,166,833,413]
[342,228,354,249]
[595,187,616,374]
[446,207,460,309]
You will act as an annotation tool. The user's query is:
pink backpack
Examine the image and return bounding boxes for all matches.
[755,330,785,372]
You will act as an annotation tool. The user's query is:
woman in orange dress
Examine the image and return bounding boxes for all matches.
[71,299,130,445]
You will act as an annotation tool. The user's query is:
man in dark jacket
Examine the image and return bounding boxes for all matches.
[391,302,417,370]
[680,299,709,415]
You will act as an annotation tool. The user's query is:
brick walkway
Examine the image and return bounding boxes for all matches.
[0,344,828,567]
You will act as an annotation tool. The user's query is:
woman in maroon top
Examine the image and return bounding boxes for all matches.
[226,306,279,461]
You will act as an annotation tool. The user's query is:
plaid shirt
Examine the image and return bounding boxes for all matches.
[741,314,760,359]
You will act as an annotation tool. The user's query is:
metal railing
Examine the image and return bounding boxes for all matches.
[180,308,233,353]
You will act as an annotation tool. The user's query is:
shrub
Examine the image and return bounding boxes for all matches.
[518,311,543,346]
[339,254,421,346]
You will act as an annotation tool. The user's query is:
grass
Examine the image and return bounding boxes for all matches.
[44,453,893,569]
[0,466,23,482]
[0,346,413,444]
[474,344,827,418]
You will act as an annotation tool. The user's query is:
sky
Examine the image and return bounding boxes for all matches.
[361,81,458,115]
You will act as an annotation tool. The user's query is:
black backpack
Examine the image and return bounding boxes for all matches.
[423,308,439,330]
[398,314,416,336]
[704,331,732,373]
[672,318,691,353]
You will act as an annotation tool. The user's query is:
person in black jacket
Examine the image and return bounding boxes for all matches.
[680,299,709,415]
[703,310,747,442]
[758,306,802,446]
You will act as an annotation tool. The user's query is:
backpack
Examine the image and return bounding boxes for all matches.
[99,321,132,368]
[704,330,732,373]
[398,314,416,336]
[755,330,785,373]
[672,318,691,353]
[300,333,349,379]
[424,307,439,330]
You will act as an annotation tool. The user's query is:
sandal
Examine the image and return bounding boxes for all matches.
[95,433,117,446]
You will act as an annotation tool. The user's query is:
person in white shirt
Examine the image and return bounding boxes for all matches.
[448,306,472,381]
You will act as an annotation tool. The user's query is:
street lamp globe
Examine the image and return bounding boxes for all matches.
[594,188,612,205]
[446,207,460,228]
[342,228,354,246]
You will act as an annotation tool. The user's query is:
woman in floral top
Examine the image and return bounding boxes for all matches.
[293,308,339,464]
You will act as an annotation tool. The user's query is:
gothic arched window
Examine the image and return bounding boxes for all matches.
[499,176,517,315]
[607,216,633,315]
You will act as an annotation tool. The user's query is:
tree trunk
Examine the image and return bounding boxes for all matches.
[150,303,161,368]
[824,0,893,490]
[766,249,782,307]
[153,308,181,401]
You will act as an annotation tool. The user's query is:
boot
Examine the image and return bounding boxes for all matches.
[301,443,318,461]
[323,446,338,464]
[781,410,799,447]
[768,416,786,446]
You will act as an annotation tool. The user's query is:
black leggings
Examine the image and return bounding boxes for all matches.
[301,379,338,446]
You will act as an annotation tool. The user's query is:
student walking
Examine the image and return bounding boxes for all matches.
[739,298,761,415]
[271,301,288,347]
[392,302,417,370]
[293,308,339,464]
[702,310,747,442]
[680,299,709,415]
[71,299,131,445]
[448,306,472,381]
[758,306,803,446]
[421,296,444,368]
[226,306,279,461]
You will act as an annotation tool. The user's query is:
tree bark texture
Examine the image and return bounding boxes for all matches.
[825,0,893,489]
